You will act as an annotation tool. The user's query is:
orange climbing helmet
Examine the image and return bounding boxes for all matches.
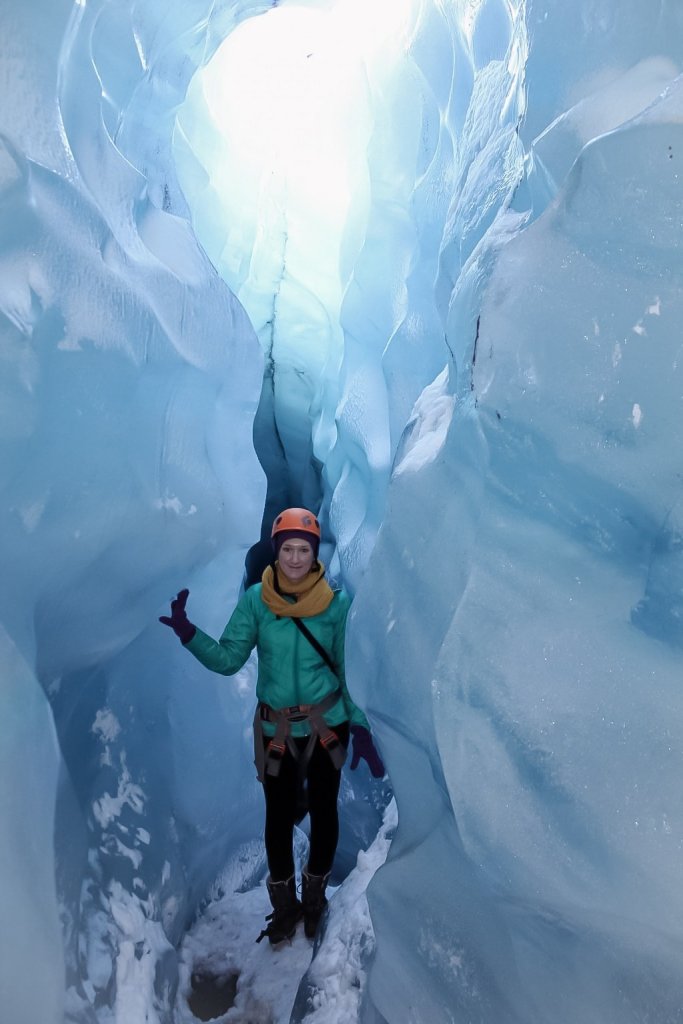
[271,507,321,542]
[271,508,321,559]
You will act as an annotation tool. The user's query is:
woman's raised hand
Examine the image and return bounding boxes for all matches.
[159,588,196,644]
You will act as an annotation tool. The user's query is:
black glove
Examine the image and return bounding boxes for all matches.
[349,725,385,778]
[159,588,196,645]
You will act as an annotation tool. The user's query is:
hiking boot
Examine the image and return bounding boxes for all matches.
[301,868,330,939]
[256,876,302,945]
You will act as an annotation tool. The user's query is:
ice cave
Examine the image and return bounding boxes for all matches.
[1,0,683,1022]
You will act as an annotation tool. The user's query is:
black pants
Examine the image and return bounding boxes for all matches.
[263,722,349,882]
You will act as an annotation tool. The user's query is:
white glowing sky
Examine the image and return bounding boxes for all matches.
[177,0,418,338]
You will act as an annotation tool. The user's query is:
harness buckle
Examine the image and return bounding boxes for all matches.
[284,703,313,723]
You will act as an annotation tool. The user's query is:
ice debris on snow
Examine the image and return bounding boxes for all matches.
[91,754,146,830]
[174,800,396,1024]
[92,709,121,744]
[294,798,397,1024]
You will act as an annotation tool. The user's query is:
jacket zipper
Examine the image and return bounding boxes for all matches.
[293,620,301,706]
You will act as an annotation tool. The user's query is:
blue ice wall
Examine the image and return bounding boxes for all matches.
[1,2,266,1021]
[349,3,683,1022]
[2,1,683,1023]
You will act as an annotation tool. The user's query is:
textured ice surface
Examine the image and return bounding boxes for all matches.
[348,4,683,1023]
[1,2,264,1021]
[175,0,449,584]
[2,1,683,1023]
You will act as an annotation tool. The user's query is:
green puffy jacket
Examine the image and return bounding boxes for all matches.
[185,582,370,737]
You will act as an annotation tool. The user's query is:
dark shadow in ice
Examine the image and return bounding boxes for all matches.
[188,970,239,1021]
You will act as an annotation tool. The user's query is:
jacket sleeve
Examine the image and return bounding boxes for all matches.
[184,589,258,676]
[332,591,371,729]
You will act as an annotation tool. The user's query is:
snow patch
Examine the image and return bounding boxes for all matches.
[92,708,121,743]
[393,368,455,477]
[176,883,312,1024]
[102,836,143,870]
[174,801,396,1024]
[109,882,174,1024]
[92,754,146,829]
[296,799,397,1023]
[154,495,198,516]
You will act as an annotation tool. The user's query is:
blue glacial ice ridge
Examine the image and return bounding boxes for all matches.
[1,2,266,1021]
[348,4,683,1024]
[1,1,683,1023]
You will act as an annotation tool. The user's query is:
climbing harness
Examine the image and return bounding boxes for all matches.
[253,686,347,782]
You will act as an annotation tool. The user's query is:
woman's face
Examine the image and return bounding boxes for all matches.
[278,538,315,582]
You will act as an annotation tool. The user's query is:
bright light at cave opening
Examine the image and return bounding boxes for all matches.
[175,0,417,367]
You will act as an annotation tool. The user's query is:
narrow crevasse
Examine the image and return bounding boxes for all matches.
[1,2,682,1023]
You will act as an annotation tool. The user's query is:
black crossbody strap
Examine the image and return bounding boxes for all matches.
[292,617,338,678]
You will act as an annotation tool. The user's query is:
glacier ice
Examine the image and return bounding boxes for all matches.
[1,0,683,1022]
[1,1,265,1020]
[173,0,438,582]
[0,627,64,1024]
[348,5,683,1024]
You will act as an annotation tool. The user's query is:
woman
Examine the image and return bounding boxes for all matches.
[160,507,384,944]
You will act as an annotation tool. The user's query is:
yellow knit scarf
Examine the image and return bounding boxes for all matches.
[261,563,334,618]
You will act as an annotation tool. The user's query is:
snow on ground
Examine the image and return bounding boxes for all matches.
[294,799,397,1024]
[176,883,314,1024]
[174,800,397,1024]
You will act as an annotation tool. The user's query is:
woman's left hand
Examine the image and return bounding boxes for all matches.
[349,725,385,778]
[159,588,196,644]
